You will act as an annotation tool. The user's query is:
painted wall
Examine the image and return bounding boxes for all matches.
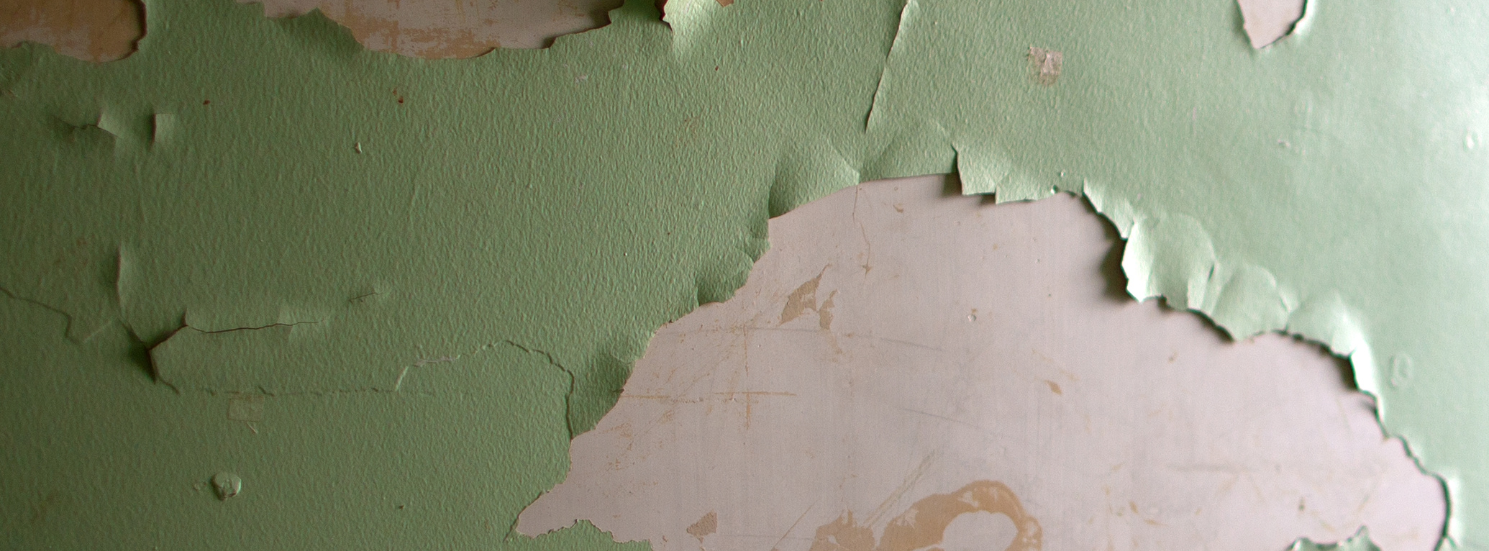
[3,0,1486,549]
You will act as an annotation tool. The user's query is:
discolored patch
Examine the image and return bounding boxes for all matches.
[1027,47,1062,87]
[687,511,718,540]
[808,480,1042,551]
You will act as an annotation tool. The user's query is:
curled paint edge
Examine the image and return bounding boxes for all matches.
[660,0,729,56]
[1288,526,1381,551]
[952,139,1055,204]
[1080,178,1454,550]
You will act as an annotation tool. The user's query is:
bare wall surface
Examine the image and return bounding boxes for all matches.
[519,177,1443,551]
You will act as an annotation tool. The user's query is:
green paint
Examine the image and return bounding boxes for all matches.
[1291,528,1383,551]
[0,0,1485,548]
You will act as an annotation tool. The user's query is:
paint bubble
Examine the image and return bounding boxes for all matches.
[1389,354,1414,389]
[212,472,242,500]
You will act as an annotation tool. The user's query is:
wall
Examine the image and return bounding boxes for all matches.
[3,0,1484,549]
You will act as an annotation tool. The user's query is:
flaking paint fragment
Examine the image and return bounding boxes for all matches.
[2,0,1487,547]
[1289,527,1382,551]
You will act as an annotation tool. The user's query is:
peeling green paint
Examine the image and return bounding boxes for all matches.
[1291,528,1384,551]
[2,0,1486,548]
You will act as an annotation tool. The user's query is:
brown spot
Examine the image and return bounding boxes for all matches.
[687,510,718,541]
[1027,47,1062,87]
[1044,380,1062,396]
[1,0,142,62]
[716,0,734,6]
[809,480,1042,551]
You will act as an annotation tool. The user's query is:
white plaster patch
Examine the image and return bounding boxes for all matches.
[519,176,1443,551]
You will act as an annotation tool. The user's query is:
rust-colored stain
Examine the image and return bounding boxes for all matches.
[1026,47,1062,87]
[1044,380,1062,396]
[716,0,735,6]
[0,0,142,62]
[808,480,1042,551]
[687,510,718,540]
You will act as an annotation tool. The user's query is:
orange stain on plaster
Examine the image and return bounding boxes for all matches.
[809,480,1043,551]
[1,0,143,61]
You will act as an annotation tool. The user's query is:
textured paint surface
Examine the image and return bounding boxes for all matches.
[2,0,1487,549]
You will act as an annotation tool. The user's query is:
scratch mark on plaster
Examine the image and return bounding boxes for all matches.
[866,453,938,526]
[687,324,943,353]
[852,188,874,275]
[771,502,818,551]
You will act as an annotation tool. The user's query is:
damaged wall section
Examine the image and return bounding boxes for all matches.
[2,0,1486,548]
